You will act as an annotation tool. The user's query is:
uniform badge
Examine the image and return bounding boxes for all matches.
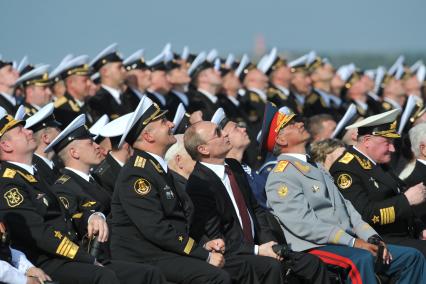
[163,185,175,199]
[54,231,63,240]
[277,185,288,198]
[274,161,289,173]
[372,215,380,224]
[4,188,23,208]
[337,174,352,190]
[59,197,70,209]
[134,178,151,196]
[312,185,320,193]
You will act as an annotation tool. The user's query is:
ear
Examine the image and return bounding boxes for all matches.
[69,146,80,160]
[41,132,51,145]
[142,130,154,143]
[174,154,183,169]
[197,144,209,156]
[0,140,13,154]
[275,133,287,147]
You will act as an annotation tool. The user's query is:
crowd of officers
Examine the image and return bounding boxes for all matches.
[0,43,425,283]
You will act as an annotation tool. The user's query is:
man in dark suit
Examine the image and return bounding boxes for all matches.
[54,55,95,127]
[88,43,128,121]
[330,109,426,256]
[110,97,259,284]
[184,120,332,284]
[0,59,19,114]
[25,103,62,185]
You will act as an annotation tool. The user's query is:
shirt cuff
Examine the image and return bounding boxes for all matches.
[349,238,356,247]
[254,245,259,255]
[88,212,106,224]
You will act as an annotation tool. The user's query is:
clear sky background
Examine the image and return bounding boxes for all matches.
[1,0,425,67]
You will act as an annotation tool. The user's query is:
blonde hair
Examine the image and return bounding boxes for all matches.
[310,139,345,163]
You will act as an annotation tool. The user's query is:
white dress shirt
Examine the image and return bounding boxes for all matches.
[34,153,54,170]
[147,152,168,173]
[198,89,218,104]
[102,85,122,105]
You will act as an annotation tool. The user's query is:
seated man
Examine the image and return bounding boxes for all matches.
[0,113,161,284]
[265,108,426,283]
[330,109,426,256]
[111,97,257,284]
[184,120,332,284]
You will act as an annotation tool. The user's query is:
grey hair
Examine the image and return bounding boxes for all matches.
[409,122,426,157]
[165,134,185,164]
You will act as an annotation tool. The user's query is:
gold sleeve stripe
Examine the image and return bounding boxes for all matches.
[72,213,83,219]
[183,237,195,254]
[380,207,395,225]
[332,229,344,244]
[56,237,79,259]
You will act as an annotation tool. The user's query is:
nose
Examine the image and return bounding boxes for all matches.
[388,143,395,153]
[45,87,52,96]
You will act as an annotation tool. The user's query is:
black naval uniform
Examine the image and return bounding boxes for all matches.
[187,90,221,120]
[330,147,426,256]
[23,102,38,117]
[0,161,118,283]
[32,154,61,186]
[92,153,123,195]
[111,150,260,284]
[121,86,143,114]
[54,92,94,127]
[88,87,127,121]
[0,94,17,115]
[404,160,426,224]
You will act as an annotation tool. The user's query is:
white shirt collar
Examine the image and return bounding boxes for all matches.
[147,152,168,173]
[148,90,167,106]
[353,146,377,165]
[248,88,267,102]
[228,95,240,107]
[198,89,218,104]
[201,162,226,180]
[34,153,54,170]
[328,93,342,106]
[275,85,290,96]
[314,88,331,107]
[75,98,85,107]
[102,85,122,104]
[172,90,189,107]
[417,159,426,166]
[282,153,307,162]
[367,91,380,102]
[65,167,91,182]
[354,99,368,111]
[8,161,35,175]
[0,92,16,106]
[130,87,145,100]
[293,92,305,105]
[110,153,125,167]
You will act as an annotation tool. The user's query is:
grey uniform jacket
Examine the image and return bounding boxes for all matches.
[265,153,377,252]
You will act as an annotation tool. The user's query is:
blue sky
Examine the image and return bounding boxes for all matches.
[1,0,425,65]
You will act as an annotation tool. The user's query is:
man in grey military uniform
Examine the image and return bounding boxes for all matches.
[265,109,426,283]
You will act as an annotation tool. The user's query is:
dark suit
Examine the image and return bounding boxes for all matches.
[145,91,167,109]
[54,92,94,127]
[121,87,142,113]
[186,159,330,284]
[166,90,189,120]
[217,93,249,127]
[330,147,426,256]
[187,90,220,120]
[88,87,127,121]
[404,160,426,224]
[0,94,17,115]
[92,153,122,195]
[32,154,61,186]
[111,150,255,284]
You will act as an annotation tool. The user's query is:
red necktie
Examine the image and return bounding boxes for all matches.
[224,165,254,245]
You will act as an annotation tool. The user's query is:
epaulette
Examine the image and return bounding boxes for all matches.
[2,168,16,179]
[267,88,286,100]
[291,160,311,174]
[274,160,289,173]
[149,160,164,173]
[55,175,71,184]
[134,156,146,168]
[54,96,68,108]
[306,93,319,104]
[249,92,260,103]
[68,100,80,112]
[353,154,372,170]
[338,152,354,164]
[94,161,110,176]
[15,170,37,183]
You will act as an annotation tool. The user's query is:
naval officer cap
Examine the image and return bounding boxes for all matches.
[346,109,401,138]
[235,54,256,82]
[261,48,287,76]
[49,54,74,83]
[25,103,61,133]
[187,51,214,78]
[14,64,51,88]
[172,103,190,135]
[147,51,167,72]
[288,54,309,73]
[89,115,110,144]
[0,113,26,139]
[164,49,181,72]
[99,112,133,148]
[123,49,148,71]
[90,43,123,73]
[45,114,95,153]
[59,55,91,80]
[0,58,12,70]
[210,108,230,130]
[14,105,27,121]
[331,103,358,139]
[119,96,168,148]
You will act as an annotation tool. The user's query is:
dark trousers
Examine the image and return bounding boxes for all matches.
[384,236,426,257]
[45,260,165,284]
[145,256,231,284]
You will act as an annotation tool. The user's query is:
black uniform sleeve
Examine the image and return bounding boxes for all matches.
[0,183,94,263]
